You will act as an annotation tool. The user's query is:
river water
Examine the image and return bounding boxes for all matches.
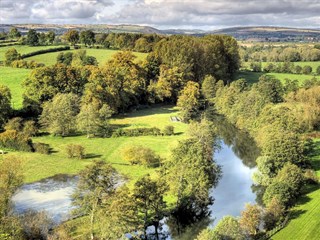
[11,117,260,238]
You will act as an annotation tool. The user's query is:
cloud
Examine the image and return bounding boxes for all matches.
[1,0,320,29]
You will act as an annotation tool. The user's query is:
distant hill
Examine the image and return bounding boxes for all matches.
[1,24,319,41]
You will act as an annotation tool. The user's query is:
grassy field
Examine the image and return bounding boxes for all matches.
[0,45,62,62]
[2,106,187,184]
[272,139,320,240]
[25,48,147,66]
[235,71,319,85]
[0,66,31,109]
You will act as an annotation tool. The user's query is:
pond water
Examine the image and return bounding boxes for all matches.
[11,116,260,239]
[12,174,78,224]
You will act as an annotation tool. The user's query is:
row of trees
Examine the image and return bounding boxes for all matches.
[240,44,320,62]
[249,62,320,75]
[194,76,320,238]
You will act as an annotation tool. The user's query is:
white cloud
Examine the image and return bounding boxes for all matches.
[1,0,320,29]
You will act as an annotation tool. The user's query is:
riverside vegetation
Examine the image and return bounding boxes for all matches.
[0,27,319,240]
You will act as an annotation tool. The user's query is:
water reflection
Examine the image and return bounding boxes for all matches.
[12,174,78,223]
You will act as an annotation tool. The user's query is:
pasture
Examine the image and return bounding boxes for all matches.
[3,106,187,184]
[24,48,147,66]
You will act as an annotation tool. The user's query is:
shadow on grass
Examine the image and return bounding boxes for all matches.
[289,209,307,220]
[233,71,264,84]
[85,153,103,159]
[109,162,130,166]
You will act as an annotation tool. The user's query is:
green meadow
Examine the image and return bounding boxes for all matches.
[0,66,31,109]
[3,106,187,184]
[25,48,147,66]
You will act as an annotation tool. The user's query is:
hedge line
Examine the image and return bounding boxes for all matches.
[0,42,21,47]
[112,127,162,137]
[21,46,70,59]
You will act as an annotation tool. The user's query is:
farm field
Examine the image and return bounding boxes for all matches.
[25,48,147,66]
[2,106,187,184]
[273,139,320,240]
[0,66,31,109]
[0,45,62,61]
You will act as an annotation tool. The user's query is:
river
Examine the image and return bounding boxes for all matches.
[12,117,260,239]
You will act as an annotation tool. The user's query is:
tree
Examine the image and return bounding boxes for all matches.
[0,156,23,218]
[64,29,79,46]
[57,52,74,65]
[72,161,117,240]
[121,145,161,167]
[201,75,218,101]
[239,204,262,236]
[46,31,56,45]
[4,117,23,132]
[0,85,12,127]
[26,29,39,46]
[80,30,95,47]
[4,48,21,66]
[177,81,201,122]
[316,66,320,75]
[263,197,285,230]
[8,27,21,39]
[213,216,245,240]
[97,186,142,239]
[39,93,80,136]
[23,120,38,137]
[77,103,113,137]
[132,175,168,239]
[263,181,294,207]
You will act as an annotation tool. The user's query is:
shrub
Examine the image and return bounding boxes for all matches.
[304,169,318,184]
[121,145,161,167]
[0,130,33,152]
[33,142,50,154]
[20,46,70,58]
[66,144,85,159]
[11,60,45,69]
[163,125,174,136]
[112,127,161,137]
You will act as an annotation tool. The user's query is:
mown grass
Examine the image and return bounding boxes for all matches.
[25,48,147,66]
[0,66,31,109]
[3,106,187,184]
[0,45,62,62]
[272,139,320,240]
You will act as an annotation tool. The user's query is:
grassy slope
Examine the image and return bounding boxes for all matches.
[0,45,61,61]
[3,106,187,184]
[25,48,147,66]
[272,139,320,240]
[0,66,31,109]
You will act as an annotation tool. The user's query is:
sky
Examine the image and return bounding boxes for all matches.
[1,0,320,30]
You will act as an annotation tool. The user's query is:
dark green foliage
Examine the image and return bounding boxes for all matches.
[112,127,161,137]
[57,52,73,65]
[26,29,39,46]
[65,144,85,159]
[64,30,79,46]
[302,65,312,74]
[80,30,95,47]
[11,60,45,69]
[8,27,21,39]
[20,46,70,58]
[33,142,50,154]
[263,181,294,207]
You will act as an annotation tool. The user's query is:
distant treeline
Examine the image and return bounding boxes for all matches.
[240,44,320,62]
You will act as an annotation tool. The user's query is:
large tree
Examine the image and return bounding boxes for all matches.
[80,30,95,47]
[177,81,201,122]
[39,93,80,136]
[0,85,12,127]
[72,161,117,240]
[64,29,79,46]
[26,29,39,46]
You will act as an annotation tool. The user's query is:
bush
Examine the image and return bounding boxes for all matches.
[121,145,161,167]
[20,46,70,58]
[112,127,161,137]
[11,60,45,69]
[0,130,33,152]
[33,142,50,154]
[304,169,318,184]
[163,125,174,136]
[66,144,85,159]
